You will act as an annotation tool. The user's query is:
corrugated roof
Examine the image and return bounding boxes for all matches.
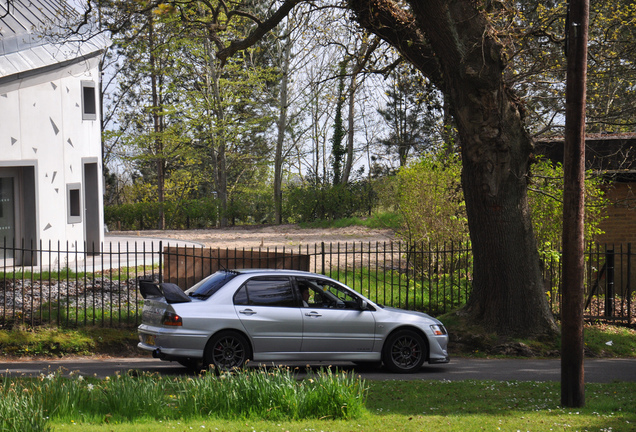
[0,0,110,80]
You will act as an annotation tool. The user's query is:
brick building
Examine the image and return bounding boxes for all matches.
[536,133,636,246]
[536,134,635,300]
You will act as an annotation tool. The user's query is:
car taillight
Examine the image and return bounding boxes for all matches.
[162,311,182,326]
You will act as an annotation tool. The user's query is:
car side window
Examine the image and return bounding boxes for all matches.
[233,277,295,307]
[296,277,360,309]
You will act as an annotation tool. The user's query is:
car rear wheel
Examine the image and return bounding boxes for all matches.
[382,329,427,373]
[204,331,251,372]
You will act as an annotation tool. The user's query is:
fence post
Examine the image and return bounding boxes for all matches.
[605,249,615,317]
[627,244,632,324]
[321,242,325,275]
[159,240,163,283]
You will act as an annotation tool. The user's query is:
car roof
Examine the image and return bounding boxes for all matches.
[230,268,323,277]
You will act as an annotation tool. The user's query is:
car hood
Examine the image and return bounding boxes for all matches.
[381,306,443,324]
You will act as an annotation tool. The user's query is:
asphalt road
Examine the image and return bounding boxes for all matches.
[1,357,635,382]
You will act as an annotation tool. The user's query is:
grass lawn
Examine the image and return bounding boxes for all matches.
[1,305,634,431]
[46,380,635,432]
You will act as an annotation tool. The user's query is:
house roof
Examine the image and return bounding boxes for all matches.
[0,0,110,83]
[535,134,636,182]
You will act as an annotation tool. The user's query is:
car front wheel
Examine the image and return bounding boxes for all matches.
[382,329,427,373]
[205,331,251,372]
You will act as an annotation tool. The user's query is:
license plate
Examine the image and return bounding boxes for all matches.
[144,335,156,346]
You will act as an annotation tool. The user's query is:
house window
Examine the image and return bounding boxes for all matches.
[81,81,97,120]
[67,183,82,224]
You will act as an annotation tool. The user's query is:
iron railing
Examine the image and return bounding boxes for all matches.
[0,240,633,328]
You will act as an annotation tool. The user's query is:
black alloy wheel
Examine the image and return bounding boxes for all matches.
[382,329,427,373]
[205,331,251,372]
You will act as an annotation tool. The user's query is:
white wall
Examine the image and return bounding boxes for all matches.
[0,56,104,252]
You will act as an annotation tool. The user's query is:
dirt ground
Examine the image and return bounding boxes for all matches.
[110,224,397,249]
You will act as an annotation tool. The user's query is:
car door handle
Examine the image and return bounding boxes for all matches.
[239,309,257,315]
[305,312,322,317]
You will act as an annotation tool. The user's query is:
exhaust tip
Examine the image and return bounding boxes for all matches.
[152,348,162,358]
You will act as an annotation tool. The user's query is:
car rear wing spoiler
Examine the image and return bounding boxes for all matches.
[139,280,191,304]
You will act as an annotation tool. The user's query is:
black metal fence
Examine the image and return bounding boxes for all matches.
[0,240,633,328]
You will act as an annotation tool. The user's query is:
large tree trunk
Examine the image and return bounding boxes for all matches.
[351,0,558,337]
[418,1,557,336]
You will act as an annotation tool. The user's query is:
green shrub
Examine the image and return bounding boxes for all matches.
[105,198,219,230]
[284,180,377,223]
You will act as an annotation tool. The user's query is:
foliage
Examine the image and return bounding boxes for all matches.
[528,158,609,258]
[100,1,279,227]
[284,180,378,223]
[377,64,445,166]
[105,198,218,230]
[298,211,403,230]
[585,0,636,132]
[0,384,50,432]
[495,1,636,135]
[225,181,275,225]
[394,155,468,245]
[391,154,608,257]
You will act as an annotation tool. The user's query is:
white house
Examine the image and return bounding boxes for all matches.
[0,0,110,264]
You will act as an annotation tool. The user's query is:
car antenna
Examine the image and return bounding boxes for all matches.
[217,259,228,271]
[216,259,240,275]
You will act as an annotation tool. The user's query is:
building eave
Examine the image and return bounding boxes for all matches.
[0,46,106,86]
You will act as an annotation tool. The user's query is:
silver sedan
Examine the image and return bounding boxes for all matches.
[137,269,449,373]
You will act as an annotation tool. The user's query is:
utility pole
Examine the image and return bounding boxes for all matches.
[561,0,589,408]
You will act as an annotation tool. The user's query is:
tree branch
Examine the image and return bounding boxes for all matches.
[215,0,303,65]
[347,0,443,87]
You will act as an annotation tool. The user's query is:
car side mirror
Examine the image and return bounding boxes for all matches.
[357,298,368,310]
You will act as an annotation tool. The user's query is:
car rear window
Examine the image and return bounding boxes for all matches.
[185,271,238,299]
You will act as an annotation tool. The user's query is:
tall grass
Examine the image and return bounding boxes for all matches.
[0,366,368,430]
[0,383,50,432]
[177,366,366,420]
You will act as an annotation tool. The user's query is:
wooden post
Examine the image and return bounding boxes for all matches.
[561,0,589,408]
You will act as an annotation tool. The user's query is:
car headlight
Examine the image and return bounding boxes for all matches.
[430,324,447,335]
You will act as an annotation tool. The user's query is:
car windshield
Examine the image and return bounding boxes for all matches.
[185,271,238,299]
